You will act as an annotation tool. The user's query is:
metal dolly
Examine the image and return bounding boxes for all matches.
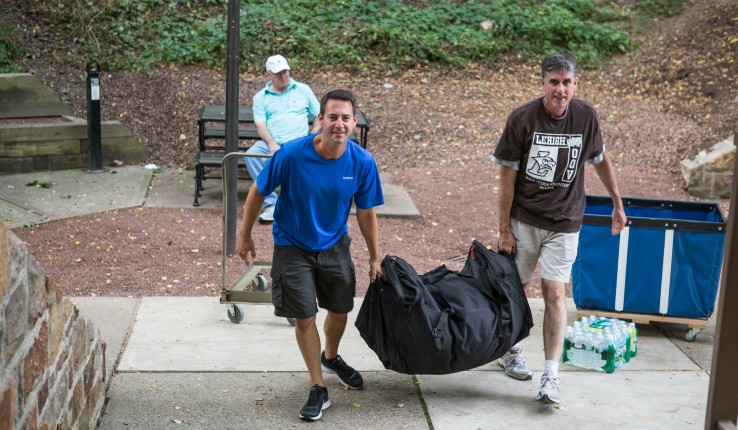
[219,151,295,326]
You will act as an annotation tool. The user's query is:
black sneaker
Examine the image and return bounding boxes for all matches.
[299,385,331,421]
[321,351,364,389]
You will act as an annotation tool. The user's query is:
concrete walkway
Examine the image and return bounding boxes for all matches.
[70,296,715,430]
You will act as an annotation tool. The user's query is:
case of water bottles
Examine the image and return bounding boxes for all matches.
[562,316,638,373]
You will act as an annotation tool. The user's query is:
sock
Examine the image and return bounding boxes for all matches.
[509,343,521,353]
[544,360,559,378]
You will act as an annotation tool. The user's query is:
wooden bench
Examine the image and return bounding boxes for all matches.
[193,105,371,206]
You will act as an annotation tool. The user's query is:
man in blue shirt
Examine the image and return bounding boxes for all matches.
[237,89,383,422]
[245,54,322,224]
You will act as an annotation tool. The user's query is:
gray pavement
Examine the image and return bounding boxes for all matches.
[1,166,717,429]
[69,296,714,430]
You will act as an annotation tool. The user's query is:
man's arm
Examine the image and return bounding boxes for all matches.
[593,152,627,235]
[254,121,281,154]
[356,207,381,282]
[497,165,518,254]
[236,182,267,265]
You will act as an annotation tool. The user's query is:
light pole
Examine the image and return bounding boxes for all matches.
[224,0,240,254]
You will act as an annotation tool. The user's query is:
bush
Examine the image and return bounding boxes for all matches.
[0,29,28,73]
[10,0,646,72]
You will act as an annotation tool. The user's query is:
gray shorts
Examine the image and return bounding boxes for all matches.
[511,218,579,284]
[270,234,356,319]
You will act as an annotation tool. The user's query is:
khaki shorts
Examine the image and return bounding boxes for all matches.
[511,218,579,284]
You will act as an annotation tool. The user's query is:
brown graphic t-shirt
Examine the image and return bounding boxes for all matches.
[493,97,604,232]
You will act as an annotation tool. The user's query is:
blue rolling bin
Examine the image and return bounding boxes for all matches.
[572,196,726,341]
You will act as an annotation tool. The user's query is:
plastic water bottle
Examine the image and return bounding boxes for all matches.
[626,322,638,360]
[562,316,637,373]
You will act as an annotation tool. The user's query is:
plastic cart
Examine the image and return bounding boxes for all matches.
[572,196,726,341]
[219,151,295,326]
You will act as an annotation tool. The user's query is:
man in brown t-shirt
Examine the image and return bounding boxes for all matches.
[492,51,627,404]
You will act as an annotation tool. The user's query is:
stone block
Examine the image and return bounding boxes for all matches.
[71,376,83,424]
[0,139,81,156]
[26,255,47,320]
[0,121,86,143]
[681,136,736,199]
[4,278,28,363]
[19,398,38,430]
[83,353,95,395]
[36,379,49,418]
[1,119,148,173]
[32,154,85,171]
[42,373,66,426]
[87,373,105,427]
[0,156,34,173]
[713,172,734,199]
[1,222,7,299]
[709,154,735,172]
[6,230,26,292]
[1,374,16,430]
[0,73,72,118]
[22,319,49,402]
[70,317,88,373]
[54,344,69,375]
[47,281,66,362]
[0,310,5,370]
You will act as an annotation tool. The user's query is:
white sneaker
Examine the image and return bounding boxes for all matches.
[536,373,561,404]
[497,346,533,380]
[258,205,275,224]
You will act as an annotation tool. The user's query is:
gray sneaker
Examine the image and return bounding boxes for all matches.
[299,385,331,421]
[258,204,275,224]
[497,346,533,380]
[536,374,561,404]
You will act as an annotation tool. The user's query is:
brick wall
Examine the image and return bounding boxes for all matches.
[1,222,106,429]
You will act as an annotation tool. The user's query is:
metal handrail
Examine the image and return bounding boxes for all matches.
[220,151,271,299]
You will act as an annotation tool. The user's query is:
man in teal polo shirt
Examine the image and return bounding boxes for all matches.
[245,54,321,224]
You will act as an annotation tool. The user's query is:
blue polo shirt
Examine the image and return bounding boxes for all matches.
[257,133,384,251]
[251,79,320,144]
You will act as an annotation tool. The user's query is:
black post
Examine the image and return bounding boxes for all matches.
[224,0,240,254]
[85,61,103,172]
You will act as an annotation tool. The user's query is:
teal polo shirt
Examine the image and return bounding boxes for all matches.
[251,79,320,144]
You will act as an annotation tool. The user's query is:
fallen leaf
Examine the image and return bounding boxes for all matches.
[353,402,361,408]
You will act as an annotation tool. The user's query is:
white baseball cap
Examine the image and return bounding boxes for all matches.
[266,55,290,73]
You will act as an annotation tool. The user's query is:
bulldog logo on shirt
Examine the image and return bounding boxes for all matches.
[526,133,583,186]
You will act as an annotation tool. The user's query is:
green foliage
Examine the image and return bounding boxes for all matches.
[635,0,690,17]
[79,0,229,70]
[67,0,639,71]
[0,30,28,73]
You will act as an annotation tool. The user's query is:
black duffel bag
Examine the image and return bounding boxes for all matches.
[355,240,533,375]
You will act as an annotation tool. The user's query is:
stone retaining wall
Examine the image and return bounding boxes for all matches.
[0,222,106,429]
